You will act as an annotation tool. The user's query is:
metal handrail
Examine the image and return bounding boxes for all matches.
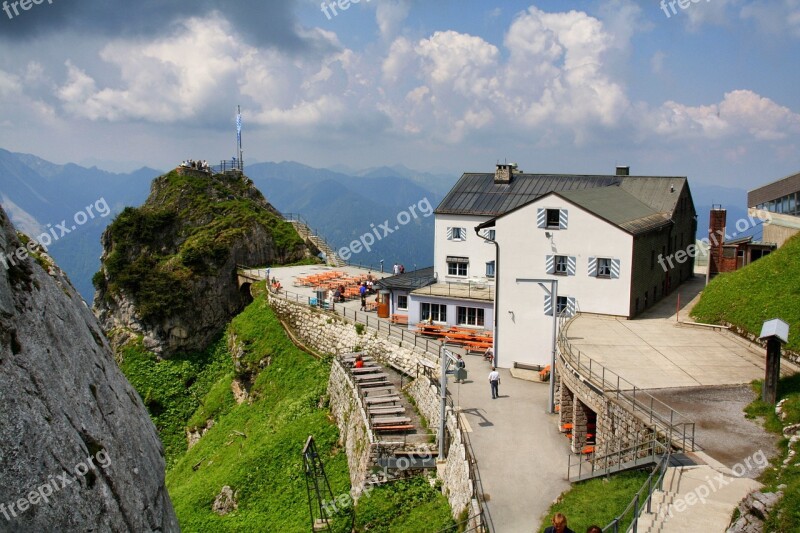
[557,313,696,452]
[602,445,672,533]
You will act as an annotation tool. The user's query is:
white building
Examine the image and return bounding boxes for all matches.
[409,164,696,368]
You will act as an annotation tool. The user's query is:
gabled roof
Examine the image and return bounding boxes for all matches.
[435,172,688,219]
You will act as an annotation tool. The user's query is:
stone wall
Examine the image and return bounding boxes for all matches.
[269,294,476,520]
[558,356,656,466]
[327,359,372,499]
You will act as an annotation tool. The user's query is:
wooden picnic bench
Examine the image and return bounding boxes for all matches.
[371,416,412,426]
[364,396,400,405]
[354,372,389,381]
[373,425,415,432]
[367,407,405,416]
[359,380,392,388]
[352,367,382,374]
[390,314,409,325]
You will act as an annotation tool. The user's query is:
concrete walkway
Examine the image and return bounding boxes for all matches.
[451,361,570,532]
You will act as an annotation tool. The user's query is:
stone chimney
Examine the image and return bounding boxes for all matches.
[708,205,726,275]
[495,163,513,184]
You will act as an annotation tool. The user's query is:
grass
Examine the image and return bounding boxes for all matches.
[691,232,800,352]
[537,470,651,532]
[743,374,800,531]
[118,337,234,466]
[353,476,455,533]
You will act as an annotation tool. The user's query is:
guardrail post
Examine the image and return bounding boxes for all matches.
[632,494,639,533]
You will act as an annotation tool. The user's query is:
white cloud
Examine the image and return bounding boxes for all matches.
[375,0,411,40]
[652,90,800,141]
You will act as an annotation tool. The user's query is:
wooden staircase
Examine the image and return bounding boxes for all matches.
[285,215,343,267]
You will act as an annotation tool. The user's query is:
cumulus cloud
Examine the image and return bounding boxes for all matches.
[652,90,800,141]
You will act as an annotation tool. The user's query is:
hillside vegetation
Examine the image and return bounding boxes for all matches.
[691,233,800,352]
[119,285,452,531]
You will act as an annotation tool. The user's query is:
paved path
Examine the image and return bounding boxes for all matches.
[450,359,570,532]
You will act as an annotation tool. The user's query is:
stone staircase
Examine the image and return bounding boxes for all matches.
[635,464,761,532]
[286,217,343,267]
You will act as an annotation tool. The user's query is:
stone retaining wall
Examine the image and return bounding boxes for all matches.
[269,295,475,519]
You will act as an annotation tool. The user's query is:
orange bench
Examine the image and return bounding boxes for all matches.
[391,314,408,325]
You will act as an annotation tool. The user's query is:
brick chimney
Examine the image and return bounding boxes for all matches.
[494,163,513,184]
[708,205,726,275]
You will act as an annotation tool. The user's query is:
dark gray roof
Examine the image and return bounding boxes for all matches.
[559,188,671,235]
[375,266,436,291]
[436,173,688,218]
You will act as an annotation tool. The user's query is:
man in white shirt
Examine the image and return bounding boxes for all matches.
[488,367,500,399]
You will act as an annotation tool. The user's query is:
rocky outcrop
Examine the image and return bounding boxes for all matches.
[0,206,179,531]
[93,169,313,357]
[728,490,781,533]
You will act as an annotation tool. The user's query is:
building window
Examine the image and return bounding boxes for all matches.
[482,229,496,240]
[447,261,468,276]
[457,306,485,327]
[486,261,495,278]
[397,295,408,310]
[546,209,561,228]
[597,258,611,278]
[723,247,736,258]
[447,227,466,241]
[556,296,568,315]
[421,303,446,323]
[554,255,568,275]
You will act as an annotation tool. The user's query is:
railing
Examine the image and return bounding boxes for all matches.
[412,280,495,300]
[602,444,672,533]
[557,313,697,453]
[445,392,494,532]
[567,437,663,482]
[210,158,243,174]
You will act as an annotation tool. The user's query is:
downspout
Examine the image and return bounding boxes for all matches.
[474,221,499,367]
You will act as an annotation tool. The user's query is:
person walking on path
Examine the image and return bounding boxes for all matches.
[544,513,575,533]
[488,367,500,399]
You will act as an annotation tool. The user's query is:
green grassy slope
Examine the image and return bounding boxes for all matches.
[691,233,800,352]
[119,288,453,531]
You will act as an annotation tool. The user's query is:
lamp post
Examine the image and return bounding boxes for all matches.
[515,278,559,414]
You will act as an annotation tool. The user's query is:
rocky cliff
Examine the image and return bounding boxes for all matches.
[0,206,179,531]
[92,168,313,356]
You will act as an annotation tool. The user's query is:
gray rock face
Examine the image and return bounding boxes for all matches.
[0,207,179,532]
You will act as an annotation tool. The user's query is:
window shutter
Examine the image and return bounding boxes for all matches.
[559,209,568,229]
[459,228,466,241]
[545,255,554,275]
[544,294,552,316]
[611,258,621,279]
[567,297,577,317]
[537,208,546,229]
[567,256,576,276]
[588,257,597,277]
[446,227,453,240]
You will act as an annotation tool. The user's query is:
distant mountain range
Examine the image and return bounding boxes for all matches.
[0,148,756,303]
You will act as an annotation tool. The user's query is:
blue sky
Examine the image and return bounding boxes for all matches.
[0,0,798,189]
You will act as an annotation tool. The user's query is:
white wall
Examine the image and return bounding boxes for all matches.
[407,294,494,331]
[434,214,496,283]
[494,197,633,368]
